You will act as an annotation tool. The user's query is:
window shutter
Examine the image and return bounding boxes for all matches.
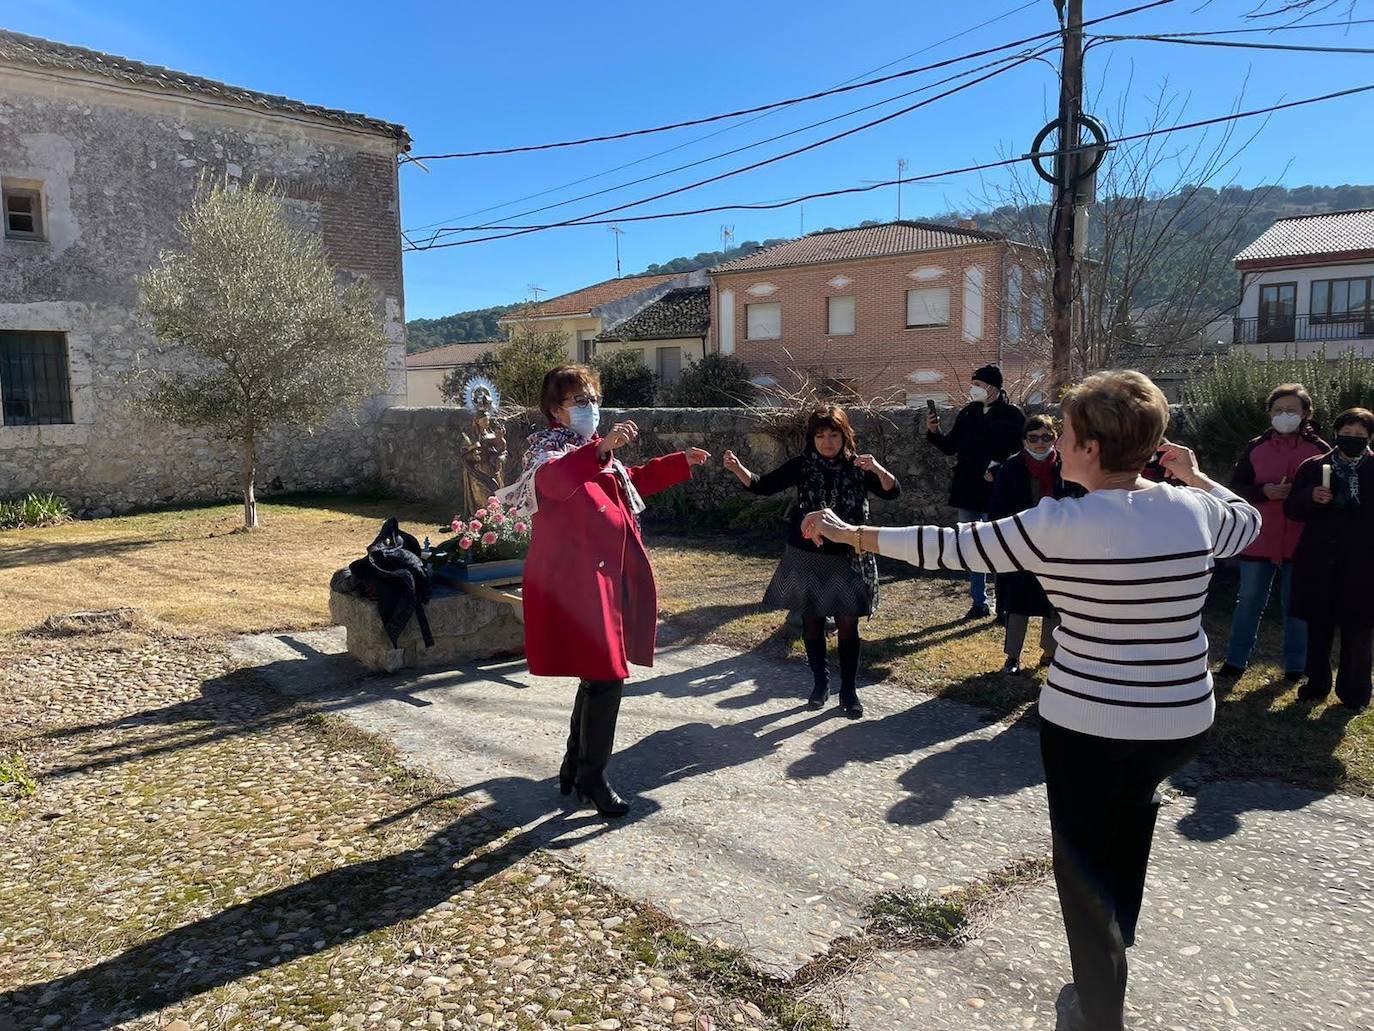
[827,296,855,335]
[746,302,781,340]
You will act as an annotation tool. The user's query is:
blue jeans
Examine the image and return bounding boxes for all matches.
[956,508,988,607]
[1225,559,1306,673]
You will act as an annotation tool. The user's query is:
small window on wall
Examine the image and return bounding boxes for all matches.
[746,302,781,340]
[827,295,855,336]
[906,287,950,328]
[3,183,44,240]
[0,331,74,425]
[578,331,597,362]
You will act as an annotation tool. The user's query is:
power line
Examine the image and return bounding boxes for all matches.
[416,52,1043,247]
[1094,33,1374,53]
[1095,17,1374,36]
[402,0,1043,234]
[404,0,1176,161]
[422,47,1054,242]
[404,81,1374,251]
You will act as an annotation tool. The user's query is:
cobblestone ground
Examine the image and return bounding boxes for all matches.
[0,620,799,1031]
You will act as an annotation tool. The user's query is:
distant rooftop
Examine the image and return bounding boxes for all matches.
[1234,208,1374,268]
[710,220,1006,274]
[0,29,409,145]
[512,274,685,319]
[405,342,499,369]
[596,287,710,342]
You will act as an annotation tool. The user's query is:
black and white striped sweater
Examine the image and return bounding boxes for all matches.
[878,483,1262,740]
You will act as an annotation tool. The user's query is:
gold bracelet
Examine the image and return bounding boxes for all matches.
[854,527,866,554]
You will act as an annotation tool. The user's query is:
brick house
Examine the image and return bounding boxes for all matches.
[707,221,1049,404]
[0,30,409,511]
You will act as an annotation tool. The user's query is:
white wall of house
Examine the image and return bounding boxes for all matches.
[594,336,707,385]
[1236,260,1374,358]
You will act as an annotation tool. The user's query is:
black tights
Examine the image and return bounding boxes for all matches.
[802,615,859,642]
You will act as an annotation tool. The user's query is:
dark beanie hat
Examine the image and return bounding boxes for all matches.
[972,364,1003,389]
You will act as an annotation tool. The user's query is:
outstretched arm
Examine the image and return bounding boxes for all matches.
[801,507,1048,576]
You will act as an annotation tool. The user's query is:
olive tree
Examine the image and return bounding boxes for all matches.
[137,179,390,528]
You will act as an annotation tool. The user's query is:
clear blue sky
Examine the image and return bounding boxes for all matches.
[10,1,1374,319]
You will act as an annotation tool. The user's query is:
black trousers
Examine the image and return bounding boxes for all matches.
[565,679,625,787]
[1040,720,1208,1031]
[1304,618,1373,709]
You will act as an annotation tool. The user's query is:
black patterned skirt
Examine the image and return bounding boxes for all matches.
[762,544,877,618]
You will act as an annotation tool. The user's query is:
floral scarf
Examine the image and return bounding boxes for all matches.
[498,424,646,522]
[1331,448,1367,507]
[798,449,880,611]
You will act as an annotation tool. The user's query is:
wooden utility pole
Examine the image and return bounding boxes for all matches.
[1049,0,1083,393]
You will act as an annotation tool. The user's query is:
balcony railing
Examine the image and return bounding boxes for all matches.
[1233,314,1374,347]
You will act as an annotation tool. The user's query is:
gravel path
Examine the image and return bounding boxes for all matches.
[0,623,791,1031]
[232,627,1374,1030]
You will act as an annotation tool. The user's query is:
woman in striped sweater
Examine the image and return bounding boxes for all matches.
[803,370,1261,1031]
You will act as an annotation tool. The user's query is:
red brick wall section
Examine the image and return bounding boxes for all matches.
[318,151,405,300]
[710,244,1050,401]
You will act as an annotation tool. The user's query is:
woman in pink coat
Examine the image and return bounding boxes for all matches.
[502,365,708,817]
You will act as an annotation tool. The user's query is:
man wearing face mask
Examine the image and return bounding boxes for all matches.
[925,364,1024,619]
[1219,383,1328,680]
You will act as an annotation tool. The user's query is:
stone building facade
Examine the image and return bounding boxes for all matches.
[708,221,1050,405]
[0,31,410,512]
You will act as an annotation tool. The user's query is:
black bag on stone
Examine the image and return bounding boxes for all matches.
[343,517,434,649]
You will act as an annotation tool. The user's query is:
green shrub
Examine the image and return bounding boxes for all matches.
[659,352,757,407]
[0,492,73,530]
[591,350,658,407]
[1181,350,1374,475]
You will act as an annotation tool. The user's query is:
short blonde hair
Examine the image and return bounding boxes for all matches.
[1061,370,1169,473]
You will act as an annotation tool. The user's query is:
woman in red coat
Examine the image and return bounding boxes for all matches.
[502,365,709,817]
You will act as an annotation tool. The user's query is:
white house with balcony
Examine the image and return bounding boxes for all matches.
[1232,208,1374,358]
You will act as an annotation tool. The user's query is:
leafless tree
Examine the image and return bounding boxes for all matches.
[972,76,1279,382]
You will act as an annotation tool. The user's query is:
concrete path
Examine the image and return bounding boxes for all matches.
[231,629,1374,1029]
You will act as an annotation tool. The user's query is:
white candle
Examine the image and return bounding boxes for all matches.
[1322,464,1332,489]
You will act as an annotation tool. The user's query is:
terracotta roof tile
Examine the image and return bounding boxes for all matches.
[710,220,1005,273]
[518,274,685,318]
[596,288,709,342]
[405,342,501,369]
[1234,209,1374,265]
[0,30,409,145]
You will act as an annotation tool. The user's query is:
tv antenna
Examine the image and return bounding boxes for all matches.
[528,284,545,302]
[720,224,734,253]
[609,225,625,278]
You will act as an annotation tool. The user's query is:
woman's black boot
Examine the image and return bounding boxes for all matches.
[575,680,630,818]
[803,636,830,709]
[837,638,864,718]
[558,681,588,796]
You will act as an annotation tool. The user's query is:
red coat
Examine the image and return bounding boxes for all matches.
[523,440,691,681]
[1229,428,1328,564]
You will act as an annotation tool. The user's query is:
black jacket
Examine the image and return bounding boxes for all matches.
[347,518,435,648]
[1284,452,1374,627]
[927,397,1025,511]
[745,455,901,555]
[986,452,1083,616]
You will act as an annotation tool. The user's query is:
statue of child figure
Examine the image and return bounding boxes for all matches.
[459,377,507,518]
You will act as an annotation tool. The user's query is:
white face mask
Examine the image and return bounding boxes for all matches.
[1026,446,1054,461]
[969,385,989,403]
[1271,412,1302,434]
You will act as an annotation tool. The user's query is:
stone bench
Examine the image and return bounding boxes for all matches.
[329,579,524,673]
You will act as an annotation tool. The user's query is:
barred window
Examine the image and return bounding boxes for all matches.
[0,331,73,426]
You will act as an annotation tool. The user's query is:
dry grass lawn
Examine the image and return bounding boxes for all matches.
[0,495,443,636]
[1,500,1369,794]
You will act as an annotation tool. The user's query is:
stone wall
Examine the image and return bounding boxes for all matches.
[0,64,406,513]
[377,405,965,526]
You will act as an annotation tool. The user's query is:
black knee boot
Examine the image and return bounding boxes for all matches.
[558,681,588,796]
[838,638,863,718]
[803,636,829,709]
[575,679,630,817]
